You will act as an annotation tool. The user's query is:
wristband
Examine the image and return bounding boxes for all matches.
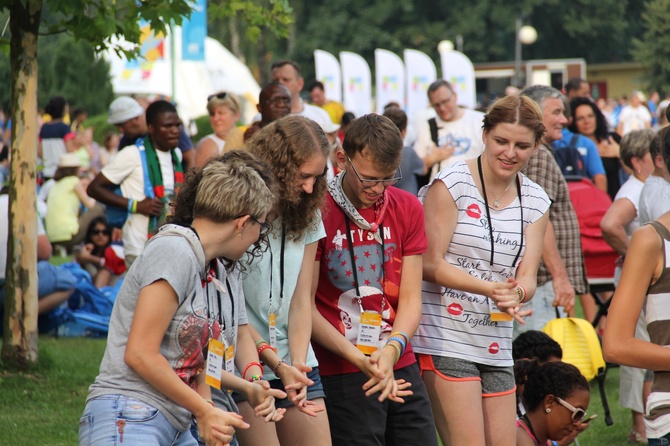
[127,199,134,213]
[390,331,409,345]
[204,399,215,407]
[386,342,402,364]
[255,339,269,348]
[99,257,105,267]
[272,359,288,374]
[242,361,262,380]
[257,343,275,358]
[132,199,138,214]
[387,336,407,357]
[248,375,264,382]
[517,285,527,304]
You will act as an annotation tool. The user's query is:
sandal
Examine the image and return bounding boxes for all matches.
[628,429,647,444]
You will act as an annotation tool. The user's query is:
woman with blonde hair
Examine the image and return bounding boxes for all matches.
[80,151,286,446]
[414,95,551,445]
[195,92,242,167]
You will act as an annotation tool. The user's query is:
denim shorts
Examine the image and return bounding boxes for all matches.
[232,367,326,409]
[79,394,197,446]
[649,434,670,446]
[37,261,77,298]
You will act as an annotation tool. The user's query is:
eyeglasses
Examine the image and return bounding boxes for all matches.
[91,229,111,236]
[431,94,454,110]
[250,216,272,238]
[207,92,228,102]
[265,96,291,106]
[347,155,402,188]
[555,397,586,422]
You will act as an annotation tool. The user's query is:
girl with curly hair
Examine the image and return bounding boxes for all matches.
[233,115,333,446]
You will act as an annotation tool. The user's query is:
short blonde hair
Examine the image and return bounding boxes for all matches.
[207,92,241,115]
[620,129,655,170]
[169,150,275,226]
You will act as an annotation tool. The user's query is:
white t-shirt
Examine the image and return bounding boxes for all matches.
[639,176,670,225]
[614,176,645,238]
[414,108,485,179]
[101,144,181,257]
[618,105,652,135]
[297,102,334,129]
[413,161,550,366]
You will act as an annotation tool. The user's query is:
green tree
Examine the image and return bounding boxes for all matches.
[632,0,670,94]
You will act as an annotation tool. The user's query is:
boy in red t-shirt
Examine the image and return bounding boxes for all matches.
[312,114,438,445]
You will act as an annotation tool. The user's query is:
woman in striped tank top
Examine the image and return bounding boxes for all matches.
[415,95,551,445]
[604,132,670,445]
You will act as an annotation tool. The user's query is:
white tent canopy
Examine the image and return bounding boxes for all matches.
[103,26,260,124]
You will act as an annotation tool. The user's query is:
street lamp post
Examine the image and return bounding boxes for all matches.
[514,18,537,88]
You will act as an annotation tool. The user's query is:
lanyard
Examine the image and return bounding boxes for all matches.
[204,261,236,346]
[267,222,286,315]
[343,209,386,314]
[476,156,524,268]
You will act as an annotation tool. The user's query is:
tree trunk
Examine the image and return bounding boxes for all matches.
[2,0,42,369]
[228,15,244,63]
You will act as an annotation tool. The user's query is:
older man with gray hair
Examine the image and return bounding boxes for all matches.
[513,85,589,338]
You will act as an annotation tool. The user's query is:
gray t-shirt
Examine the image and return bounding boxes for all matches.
[86,224,247,431]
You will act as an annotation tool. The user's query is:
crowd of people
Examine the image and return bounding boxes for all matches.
[3,65,670,446]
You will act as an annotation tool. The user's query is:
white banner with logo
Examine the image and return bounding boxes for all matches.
[439,50,476,109]
[404,49,437,120]
[314,49,342,103]
[374,49,405,115]
[340,51,372,118]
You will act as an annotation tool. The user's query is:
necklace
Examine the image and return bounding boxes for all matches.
[491,181,513,208]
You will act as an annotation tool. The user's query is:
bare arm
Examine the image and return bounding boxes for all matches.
[87,172,162,217]
[541,220,576,312]
[603,226,669,369]
[181,149,196,171]
[195,138,220,169]
[593,173,607,193]
[288,241,318,367]
[600,198,637,256]
[37,234,52,260]
[124,280,247,445]
[74,181,97,210]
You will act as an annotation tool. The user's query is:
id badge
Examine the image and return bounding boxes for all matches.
[356,311,382,355]
[488,298,513,322]
[206,338,224,389]
[268,313,278,350]
[225,343,235,375]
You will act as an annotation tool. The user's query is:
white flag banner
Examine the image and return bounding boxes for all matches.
[404,49,437,120]
[440,50,476,109]
[374,49,405,115]
[314,49,342,103]
[340,51,372,118]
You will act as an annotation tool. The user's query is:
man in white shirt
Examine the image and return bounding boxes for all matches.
[617,91,652,136]
[413,80,485,180]
[271,60,334,129]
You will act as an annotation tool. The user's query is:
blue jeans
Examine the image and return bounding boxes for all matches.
[649,435,670,446]
[79,395,197,446]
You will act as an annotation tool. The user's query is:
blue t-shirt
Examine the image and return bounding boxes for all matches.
[552,129,605,179]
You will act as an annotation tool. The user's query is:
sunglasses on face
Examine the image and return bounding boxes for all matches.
[92,229,111,236]
[555,396,586,422]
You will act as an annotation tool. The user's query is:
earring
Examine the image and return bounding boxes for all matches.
[546,408,551,413]
[237,232,242,238]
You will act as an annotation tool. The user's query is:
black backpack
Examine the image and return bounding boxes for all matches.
[554,133,587,180]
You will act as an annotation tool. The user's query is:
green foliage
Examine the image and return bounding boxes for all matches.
[209,0,293,41]
[192,114,213,145]
[632,0,670,94]
[85,112,117,144]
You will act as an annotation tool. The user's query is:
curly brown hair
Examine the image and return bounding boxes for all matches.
[245,115,330,241]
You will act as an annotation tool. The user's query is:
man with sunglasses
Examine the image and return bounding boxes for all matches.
[312,114,438,446]
[413,79,485,182]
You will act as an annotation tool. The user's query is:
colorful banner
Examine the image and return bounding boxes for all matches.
[182,0,207,61]
[404,49,437,120]
[439,49,476,109]
[374,49,405,115]
[340,51,372,118]
[122,21,166,81]
[314,49,342,103]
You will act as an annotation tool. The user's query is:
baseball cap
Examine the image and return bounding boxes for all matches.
[319,118,340,134]
[108,96,144,124]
